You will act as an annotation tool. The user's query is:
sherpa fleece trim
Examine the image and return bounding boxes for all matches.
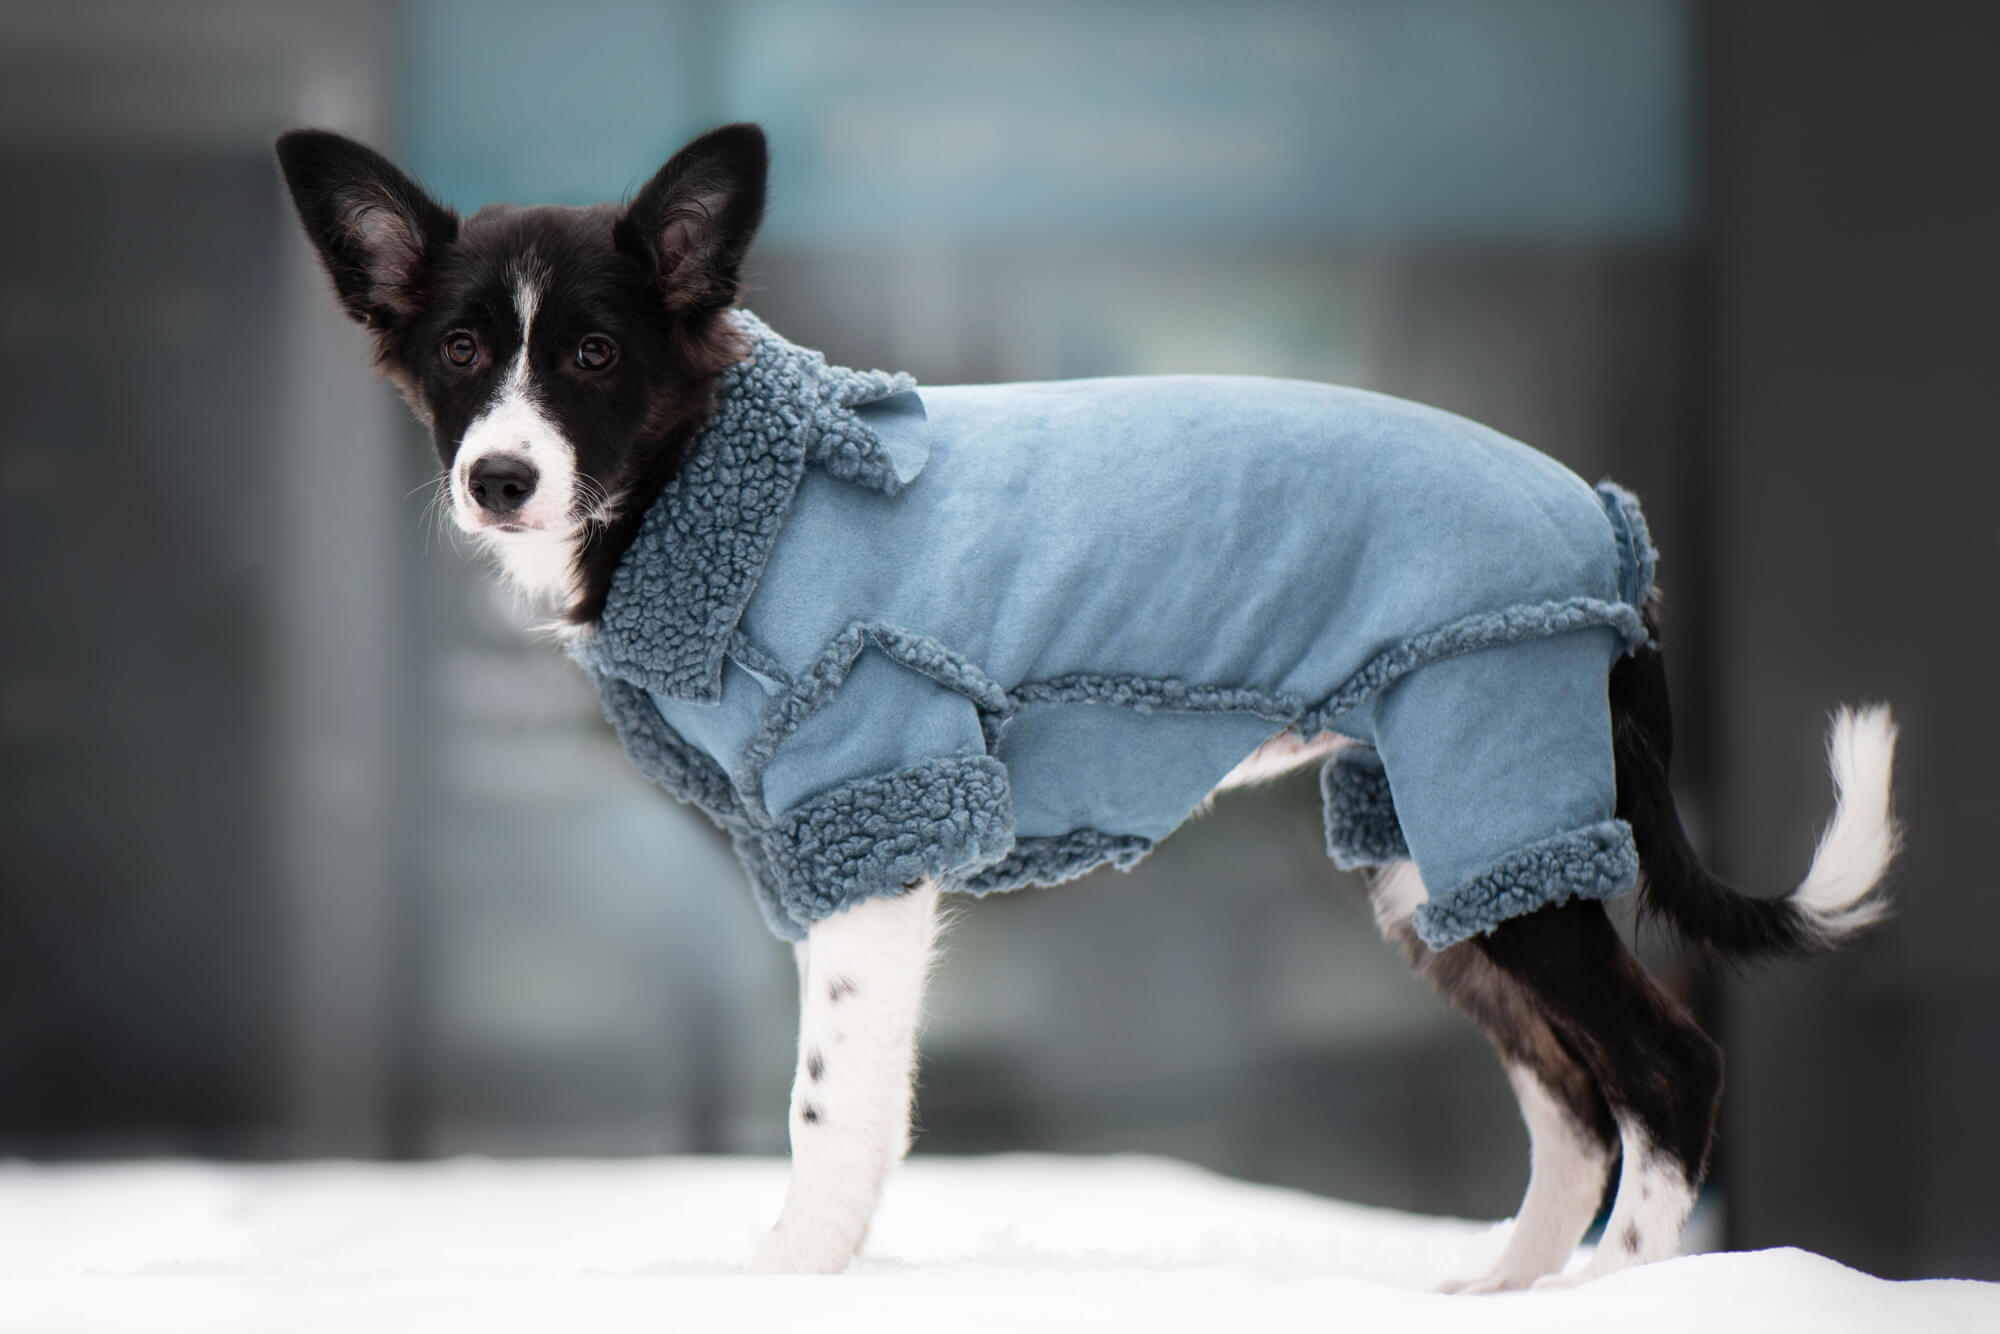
[961,828,1156,895]
[736,620,1012,819]
[1597,481,1657,611]
[588,672,741,818]
[1411,819,1639,950]
[1300,592,1647,738]
[760,755,1016,929]
[1005,591,1649,743]
[1321,752,1409,870]
[573,312,919,704]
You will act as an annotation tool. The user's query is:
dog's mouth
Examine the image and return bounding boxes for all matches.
[454,505,564,538]
[460,514,539,536]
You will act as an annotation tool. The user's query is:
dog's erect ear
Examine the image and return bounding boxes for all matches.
[617,123,768,315]
[275,129,460,331]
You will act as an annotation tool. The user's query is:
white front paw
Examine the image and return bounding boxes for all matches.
[1439,1268,1539,1295]
[746,1218,860,1275]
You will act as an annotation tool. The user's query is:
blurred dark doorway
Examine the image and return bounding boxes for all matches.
[0,150,285,1154]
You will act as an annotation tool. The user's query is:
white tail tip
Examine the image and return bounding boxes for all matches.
[1792,704,1902,941]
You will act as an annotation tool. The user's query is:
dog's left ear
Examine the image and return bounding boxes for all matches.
[618,123,768,314]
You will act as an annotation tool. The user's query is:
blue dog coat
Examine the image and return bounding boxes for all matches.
[574,313,1656,949]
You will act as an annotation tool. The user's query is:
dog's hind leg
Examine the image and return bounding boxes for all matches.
[1368,865,1619,1292]
[1472,896,1724,1287]
[748,881,943,1274]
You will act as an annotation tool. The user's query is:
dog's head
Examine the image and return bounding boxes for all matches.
[275,124,767,620]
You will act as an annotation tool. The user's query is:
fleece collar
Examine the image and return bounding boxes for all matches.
[573,311,926,703]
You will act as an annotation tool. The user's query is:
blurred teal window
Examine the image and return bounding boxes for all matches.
[403,0,1691,242]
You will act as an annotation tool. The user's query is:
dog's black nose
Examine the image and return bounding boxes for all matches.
[467,455,538,516]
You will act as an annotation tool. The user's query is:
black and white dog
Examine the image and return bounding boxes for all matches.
[275,123,1900,1285]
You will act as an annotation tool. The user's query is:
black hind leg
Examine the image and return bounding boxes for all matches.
[1474,895,1725,1285]
[1368,865,1621,1291]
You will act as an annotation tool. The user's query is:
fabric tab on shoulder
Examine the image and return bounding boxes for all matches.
[815,388,932,492]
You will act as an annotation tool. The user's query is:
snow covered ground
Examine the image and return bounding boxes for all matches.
[2,1155,1993,1333]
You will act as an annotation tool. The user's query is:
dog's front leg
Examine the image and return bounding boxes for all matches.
[748,881,942,1274]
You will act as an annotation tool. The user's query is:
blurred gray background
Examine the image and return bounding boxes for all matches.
[2,0,1993,1283]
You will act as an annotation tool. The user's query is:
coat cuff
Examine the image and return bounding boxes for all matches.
[760,754,1016,930]
[1321,751,1409,869]
[1411,819,1639,950]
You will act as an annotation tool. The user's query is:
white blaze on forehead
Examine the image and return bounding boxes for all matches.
[504,263,544,393]
[448,255,581,606]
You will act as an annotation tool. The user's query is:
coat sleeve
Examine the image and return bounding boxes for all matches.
[752,645,1017,930]
[586,662,802,940]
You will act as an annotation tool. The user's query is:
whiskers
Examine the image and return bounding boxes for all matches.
[571,472,625,531]
[409,472,463,556]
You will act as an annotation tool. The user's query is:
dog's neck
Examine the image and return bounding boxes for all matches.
[563,431,702,630]
[564,311,921,700]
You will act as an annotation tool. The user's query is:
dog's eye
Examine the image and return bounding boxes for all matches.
[441,331,478,368]
[576,335,617,372]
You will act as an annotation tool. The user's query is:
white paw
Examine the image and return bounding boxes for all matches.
[1530,1268,1590,1291]
[1438,1269,1539,1295]
[745,1220,860,1275]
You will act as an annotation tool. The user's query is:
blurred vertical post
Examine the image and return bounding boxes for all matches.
[1708,0,2000,1280]
[270,4,410,1157]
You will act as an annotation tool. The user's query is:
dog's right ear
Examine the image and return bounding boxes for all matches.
[275,130,459,333]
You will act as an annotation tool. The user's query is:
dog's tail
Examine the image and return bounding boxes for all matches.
[1611,626,1900,960]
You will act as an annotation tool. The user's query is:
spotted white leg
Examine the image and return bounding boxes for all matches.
[1534,1117,1697,1288]
[747,881,942,1274]
[1443,1065,1616,1293]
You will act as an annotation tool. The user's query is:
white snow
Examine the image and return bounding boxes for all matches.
[1,1154,1992,1333]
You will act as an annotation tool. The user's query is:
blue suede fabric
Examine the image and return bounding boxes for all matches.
[574,313,1657,948]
